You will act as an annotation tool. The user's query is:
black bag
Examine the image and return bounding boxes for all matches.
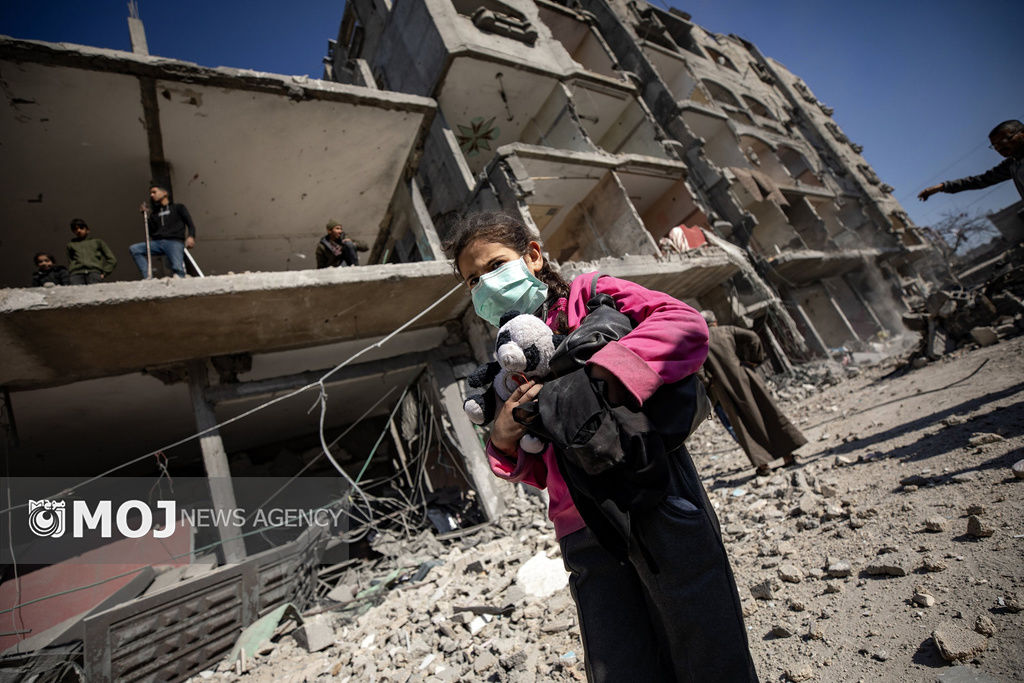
[522,274,710,476]
[511,274,711,563]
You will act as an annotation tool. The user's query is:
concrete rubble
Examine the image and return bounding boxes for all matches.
[168,336,1024,682]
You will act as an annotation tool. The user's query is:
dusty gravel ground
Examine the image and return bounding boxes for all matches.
[201,336,1023,683]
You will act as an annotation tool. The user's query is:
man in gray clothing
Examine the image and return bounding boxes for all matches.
[918,120,1024,202]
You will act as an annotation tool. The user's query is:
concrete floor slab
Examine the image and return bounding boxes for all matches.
[0,262,469,389]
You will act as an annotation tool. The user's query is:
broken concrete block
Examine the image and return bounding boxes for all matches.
[515,551,568,599]
[932,623,988,662]
[966,516,994,538]
[294,615,335,653]
[749,579,773,600]
[969,327,998,346]
[327,583,355,603]
[1012,459,1024,479]
[968,432,1004,447]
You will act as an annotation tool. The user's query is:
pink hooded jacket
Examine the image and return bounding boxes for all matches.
[484,272,710,538]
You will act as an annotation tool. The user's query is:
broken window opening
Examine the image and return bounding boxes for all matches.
[705,46,738,72]
[701,79,740,107]
[742,95,775,120]
[536,3,619,79]
[777,145,822,187]
[638,3,704,56]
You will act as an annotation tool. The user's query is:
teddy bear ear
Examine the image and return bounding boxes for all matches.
[498,310,522,328]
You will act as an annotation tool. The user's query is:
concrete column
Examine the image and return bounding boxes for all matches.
[127,17,149,55]
[408,178,443,261]
[426,360,505,523]
[788,301,829,357]
[762,325,793,374]
[824,290,862,343]
[187,360,246,564]
[842,274,887,335]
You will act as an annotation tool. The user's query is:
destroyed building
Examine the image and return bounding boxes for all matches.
[0,1,939,679]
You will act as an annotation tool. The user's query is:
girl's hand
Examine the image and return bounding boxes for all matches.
[490,380,543,455]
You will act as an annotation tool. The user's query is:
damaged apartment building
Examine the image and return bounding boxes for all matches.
[0,0,936,678]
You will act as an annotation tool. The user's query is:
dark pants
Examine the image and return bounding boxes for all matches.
[69,271,103,285]
[560,446,758,682]
[336,241,359,266]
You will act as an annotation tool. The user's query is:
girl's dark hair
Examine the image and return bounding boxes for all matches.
[34,251,55,264]
[443,211,572,331]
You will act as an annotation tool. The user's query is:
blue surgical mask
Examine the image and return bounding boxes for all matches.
[471,257,549,328]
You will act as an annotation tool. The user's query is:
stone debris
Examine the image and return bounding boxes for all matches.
[969,327,998,346]
[326,583,356,604]
[932,622,989,662]
[785,664,815,681]
[750,579,774,601]
[516,551,569,598]
[825,558,852,578]
[967,433,1004,447]
[933,665,1004,682]
[771,622,796,638]
[920,556,948,573]
[973,615,996,637]
[912,587,936,608]
[1012,459,1024,479]
[778,564,803,584]
[199,339,1024,683]
[294,615,335,653]
[966,516,994,538]
[865,559,907,577]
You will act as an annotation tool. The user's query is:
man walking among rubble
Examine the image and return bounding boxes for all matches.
[130,181,196,278]
[918,120,1024,202]
[700,311,807,476]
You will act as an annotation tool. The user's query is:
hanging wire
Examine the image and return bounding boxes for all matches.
[0,282,464,519]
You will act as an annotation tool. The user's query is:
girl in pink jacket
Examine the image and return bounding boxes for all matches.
[444,212,757,682]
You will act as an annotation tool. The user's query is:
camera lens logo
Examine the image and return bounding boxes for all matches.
[28,500,66,538]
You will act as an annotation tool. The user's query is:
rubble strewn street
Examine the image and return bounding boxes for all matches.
[193,337,1023,683]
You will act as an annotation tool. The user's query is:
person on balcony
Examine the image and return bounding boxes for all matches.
[315,219,368,268]
[130,181,196,279]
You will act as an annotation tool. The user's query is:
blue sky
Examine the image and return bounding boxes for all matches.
[2,0,1021,233]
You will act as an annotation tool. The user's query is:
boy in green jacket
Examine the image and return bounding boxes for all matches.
[66,218,117,285]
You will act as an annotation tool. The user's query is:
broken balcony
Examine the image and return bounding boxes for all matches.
[0,37,439,286]
[482,143,707,261]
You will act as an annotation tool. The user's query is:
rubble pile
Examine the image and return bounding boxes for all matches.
[193,492,585,683]
[902,258,1024,365]
[185,338,1022,683]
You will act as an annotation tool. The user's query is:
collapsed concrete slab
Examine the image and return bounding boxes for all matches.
[0,262,469,389]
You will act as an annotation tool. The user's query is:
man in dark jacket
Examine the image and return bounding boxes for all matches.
[31,252,70,287]
[130,182,197,278]
[918,120,1024,202]
[699,311,806,475]
[315,219,368,268]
